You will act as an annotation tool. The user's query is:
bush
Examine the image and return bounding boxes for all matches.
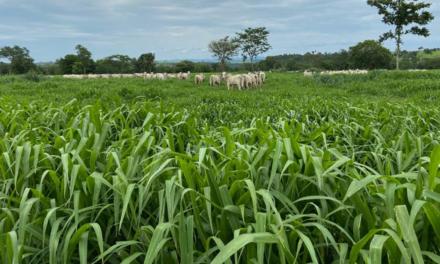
[349,40,393,70]
[22,71,43,82]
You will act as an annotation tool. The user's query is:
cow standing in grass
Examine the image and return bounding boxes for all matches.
[195,74,205,85]
[209,75,221,86]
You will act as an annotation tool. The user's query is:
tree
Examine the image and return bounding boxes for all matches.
[258,56,278,71]
[57,54,80,74]
[136,53,155,72]
[367,0,434,70]
[349,40,393,69]
[96,55,136,74]
[37,62,61,75]
[0,62,9,74]
[208,36,239,71]
[0,46,35,74]
[194,62,213,73]
[175,60,195,73]
[235,27,271,70]
[75,44,94,74]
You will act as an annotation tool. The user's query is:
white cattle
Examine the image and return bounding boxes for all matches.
[180,71,191,80]
[259,71,266,83]
[304,71,313,77]
[242,74,255,89]
[226,75,242,90]
[194,74,205,85]
[209,75,221,86]
[156,73,166,80]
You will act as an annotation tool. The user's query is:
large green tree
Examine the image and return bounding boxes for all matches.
[75,44,95,74]
[208,36,239,71]
[0,46,35,74]
[175,60,195,73]
[136,53,155,72]
[367,0,434,69]
[235,27,271,70]
[57,45,95,74]
[96,55,136,74]
[349,40,393,69]
[57,54,80,74]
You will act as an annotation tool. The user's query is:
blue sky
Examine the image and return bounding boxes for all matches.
[0,0,439,62]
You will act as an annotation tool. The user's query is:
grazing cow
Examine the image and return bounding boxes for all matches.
[156,73,166,80]
[304,71,313,77]
[221,72,228,80]
[209,75,221,86]
[194,74,205,85]
[259,71,266,83]
[226,75,242,90]
[180,71,191,80]
[243,74,255,89]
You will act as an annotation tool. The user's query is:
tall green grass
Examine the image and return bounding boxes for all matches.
[0,72,440,263]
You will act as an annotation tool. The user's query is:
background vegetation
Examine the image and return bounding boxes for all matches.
[2,43,440,75]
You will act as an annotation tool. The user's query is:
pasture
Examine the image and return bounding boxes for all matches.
[1,71,440,263]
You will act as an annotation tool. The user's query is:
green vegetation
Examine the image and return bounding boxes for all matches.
[348,40,393,70]
[418,50,440,60]
[367,0,434,70]
[1,72,440,263]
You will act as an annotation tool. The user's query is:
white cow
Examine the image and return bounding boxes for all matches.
[194,74,205,85]
[226,75,242,90]
[209,75,221,86]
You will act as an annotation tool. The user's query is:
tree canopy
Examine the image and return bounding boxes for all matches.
[235,27,271,68]
[208,37,239,71]
[0,46,35,74]
[367,0,434,69]
[349,40,393,69]
[136,53,155,73]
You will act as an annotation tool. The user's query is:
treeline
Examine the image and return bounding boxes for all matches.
[1,41,440,75]
[258,41,440,71]
[0,44,241,75]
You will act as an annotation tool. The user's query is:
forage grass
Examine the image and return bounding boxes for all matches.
[1,72,440,263]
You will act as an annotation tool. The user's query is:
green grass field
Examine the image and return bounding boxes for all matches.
[1,71,440,263]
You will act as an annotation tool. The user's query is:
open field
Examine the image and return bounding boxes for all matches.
[1,71,440,263]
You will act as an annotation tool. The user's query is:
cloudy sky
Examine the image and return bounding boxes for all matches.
[0,0,439,62]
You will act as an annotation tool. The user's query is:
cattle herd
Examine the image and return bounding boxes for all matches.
[62,71,267,90]
[303,69,369,77]
[199,72,266,90]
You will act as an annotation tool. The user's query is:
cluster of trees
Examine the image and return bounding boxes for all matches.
[56,45,155,74]
[259,40,388,71]
[259,43,440,71]
[0,46,35,74]
[209,27,271,70]
[0,45,156,75]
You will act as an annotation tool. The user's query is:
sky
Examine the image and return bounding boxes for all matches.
[0,0,439,62]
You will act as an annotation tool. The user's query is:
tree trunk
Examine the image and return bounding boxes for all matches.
[395,1,401,71]
[220,58,225,72]
[396,36,401,70]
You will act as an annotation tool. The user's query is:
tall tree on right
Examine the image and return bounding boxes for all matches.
[367,0,434,70]
[235,27,271,70]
